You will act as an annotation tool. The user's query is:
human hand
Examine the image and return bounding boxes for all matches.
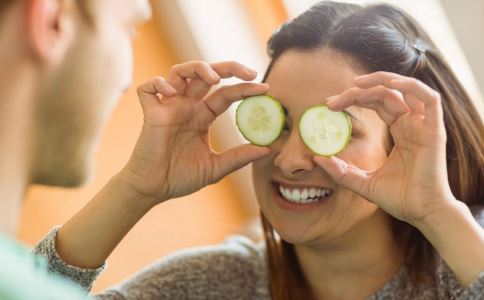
[121,61,271,206]
[314,71,455,225]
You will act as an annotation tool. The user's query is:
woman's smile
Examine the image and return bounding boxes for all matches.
[271,180,333,213]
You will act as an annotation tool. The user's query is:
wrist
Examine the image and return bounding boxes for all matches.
[414,195,468,232]
[112,170,161,212]
[413,196,484,286]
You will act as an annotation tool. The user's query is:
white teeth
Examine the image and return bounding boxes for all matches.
[277,185,332,204]
[301,189,308,200]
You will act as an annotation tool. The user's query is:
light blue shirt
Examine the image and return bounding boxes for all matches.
[0,235,89,300]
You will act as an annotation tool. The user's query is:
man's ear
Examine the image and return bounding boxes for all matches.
[25,0,75,65]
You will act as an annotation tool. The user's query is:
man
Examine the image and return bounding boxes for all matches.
[0,0,269,299]
[0,0,151,298]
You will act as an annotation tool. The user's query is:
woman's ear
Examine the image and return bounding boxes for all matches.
[25,0,75,65]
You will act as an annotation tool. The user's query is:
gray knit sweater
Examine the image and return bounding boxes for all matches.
[33,210,484,300]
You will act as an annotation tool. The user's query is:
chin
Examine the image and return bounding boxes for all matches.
[32,142,95,188]
[265,215,321,245]
[34,161,92,188]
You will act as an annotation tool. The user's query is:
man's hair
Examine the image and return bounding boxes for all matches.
[0,0,14,14]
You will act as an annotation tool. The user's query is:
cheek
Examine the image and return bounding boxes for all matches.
[251,155,275,199]
[339,133,388,170]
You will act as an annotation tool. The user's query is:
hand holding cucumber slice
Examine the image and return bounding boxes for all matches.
[236,96,351,155]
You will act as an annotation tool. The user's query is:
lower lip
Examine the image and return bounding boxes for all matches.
[271,183,330,213]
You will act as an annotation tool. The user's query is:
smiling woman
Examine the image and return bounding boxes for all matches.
[256,2,484,299]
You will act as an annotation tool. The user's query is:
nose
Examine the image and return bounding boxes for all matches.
[273,130,315,178]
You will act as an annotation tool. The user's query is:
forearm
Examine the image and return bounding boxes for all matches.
[56,172,158,269]
[416,198,484,286]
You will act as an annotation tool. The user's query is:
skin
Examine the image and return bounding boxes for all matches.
[1,0,482,298]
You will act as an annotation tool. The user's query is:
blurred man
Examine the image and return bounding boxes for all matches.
[0,0,151,298]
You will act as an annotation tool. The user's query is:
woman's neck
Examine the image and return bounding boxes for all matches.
[294,210,405,300]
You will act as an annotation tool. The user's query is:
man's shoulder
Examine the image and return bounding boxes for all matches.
[0,235,87,300]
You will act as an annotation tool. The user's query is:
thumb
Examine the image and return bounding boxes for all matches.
[212,144,272,182]
[313,156,371,199]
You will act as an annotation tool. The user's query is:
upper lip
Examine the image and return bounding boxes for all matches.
[272,178,333,190]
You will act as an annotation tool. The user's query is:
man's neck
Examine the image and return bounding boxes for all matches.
[295,210,405,300]
[0,63,36,237]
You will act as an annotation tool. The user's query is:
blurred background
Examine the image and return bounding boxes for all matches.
[18,0,484,292]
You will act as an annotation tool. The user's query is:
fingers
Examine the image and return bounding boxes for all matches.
[327,86,409,125]
[167,61,258,98]
[185,61,259,99]
[390,78,443,126]
[313,156,371,199]
[212,144,271,182]
[210,61,257,81]
[353,71,405,89]
[328,71,443,127]
[355,72,442,124]
[167,61,221,95]
[203,82,270,119]
[137,77,178,111]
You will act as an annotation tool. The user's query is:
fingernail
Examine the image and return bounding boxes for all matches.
[246,68,257,75]
[210,70,220,80]
[354,75,368,84]
[326,95,339,106]
[168,86,178,94]
[390,79,405,86]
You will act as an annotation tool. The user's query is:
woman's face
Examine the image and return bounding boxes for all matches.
[253,50,390,245]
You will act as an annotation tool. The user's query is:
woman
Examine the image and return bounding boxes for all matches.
[34,1,484,299]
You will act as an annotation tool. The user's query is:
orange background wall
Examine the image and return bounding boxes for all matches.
[18,1,287,293]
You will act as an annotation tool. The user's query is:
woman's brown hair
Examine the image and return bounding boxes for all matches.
[261,1,484,299]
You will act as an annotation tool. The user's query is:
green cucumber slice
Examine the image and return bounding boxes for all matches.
[236,95,284,146]
[299,105,351,156]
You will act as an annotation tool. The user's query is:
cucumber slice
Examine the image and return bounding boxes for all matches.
[299,105,351,156]
[236,95,284,146]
